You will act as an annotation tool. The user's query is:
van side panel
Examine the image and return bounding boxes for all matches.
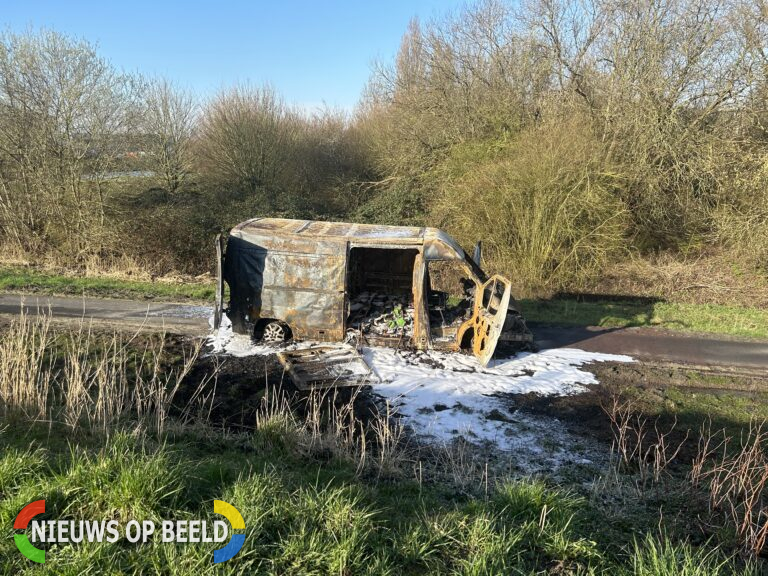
[260,249,346,340]
[223,234,346,340]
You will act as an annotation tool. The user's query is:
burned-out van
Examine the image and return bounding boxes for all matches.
[215,218,532,367]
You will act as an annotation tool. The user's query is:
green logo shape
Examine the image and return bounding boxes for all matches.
[14,534,45,564]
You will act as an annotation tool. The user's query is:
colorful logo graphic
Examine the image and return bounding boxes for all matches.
[14,499,46,563]
[212,500,245,564]
[13,498,244,564]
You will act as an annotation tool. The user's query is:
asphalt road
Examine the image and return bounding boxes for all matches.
[530,322,768,374]
[0,294,212,335]
[0,293,766,372]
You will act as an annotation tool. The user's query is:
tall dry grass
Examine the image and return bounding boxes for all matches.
[253,382,408,479]
[0,310,204,436]
[696,421,768,557]
[0,309,53,420]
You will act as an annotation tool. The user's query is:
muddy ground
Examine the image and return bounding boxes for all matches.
[8,310,764,478]
[179,344,383,430]
[179,336,768,482]
[503,361,768,464]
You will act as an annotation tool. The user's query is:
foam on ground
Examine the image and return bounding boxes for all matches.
[206,313,633,471]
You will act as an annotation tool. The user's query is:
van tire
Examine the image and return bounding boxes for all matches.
[262,321,290,343]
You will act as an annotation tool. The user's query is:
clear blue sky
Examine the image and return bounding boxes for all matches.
[3,0,465,111]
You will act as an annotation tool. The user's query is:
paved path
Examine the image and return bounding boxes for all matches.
[0,294,212,335]
[0,293,766,372]
[530,322,768,374]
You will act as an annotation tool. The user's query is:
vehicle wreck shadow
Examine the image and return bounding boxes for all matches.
[527,322,627,350]
[522,292,669,350]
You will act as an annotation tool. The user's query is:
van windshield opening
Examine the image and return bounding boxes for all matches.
[425,259,475,342]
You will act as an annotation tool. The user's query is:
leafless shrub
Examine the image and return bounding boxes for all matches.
[602,393,768,558]
[251,379,413,480]
[602,395,688,492]
[0,29,142,262]
[700,420,768,557]
[178,353,221,425]
[689,418,727,489]
[142,78,197,194]
[195,84,297,210]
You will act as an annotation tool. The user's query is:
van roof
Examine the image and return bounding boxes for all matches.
[230,217,474,266]
[232,217,427,241]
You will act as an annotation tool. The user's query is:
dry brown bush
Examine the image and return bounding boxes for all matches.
[587,251,768,308]
[432,117,627,294]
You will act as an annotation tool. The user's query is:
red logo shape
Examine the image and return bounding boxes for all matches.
[14,500,45,529]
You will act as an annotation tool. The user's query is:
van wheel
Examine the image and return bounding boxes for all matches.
[262,321,289,343]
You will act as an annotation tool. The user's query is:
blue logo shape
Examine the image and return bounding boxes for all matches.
[212,500,245,564]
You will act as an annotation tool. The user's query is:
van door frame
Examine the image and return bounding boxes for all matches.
[342,241,351,332]
[345,243,424,347]
[411,252,430,350]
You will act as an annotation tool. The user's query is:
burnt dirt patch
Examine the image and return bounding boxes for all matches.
[500,360,768,466]
[498,387,616,446]
[168,332,768,485]
[178,351,289,428]
[173,342,383,431]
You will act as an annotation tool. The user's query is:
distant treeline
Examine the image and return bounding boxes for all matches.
[1,0,767,294]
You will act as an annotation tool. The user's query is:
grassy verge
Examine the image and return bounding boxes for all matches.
[521,298,768,339]
[0,316,760,574]
[0,266,214,302]
[0,421,755,575]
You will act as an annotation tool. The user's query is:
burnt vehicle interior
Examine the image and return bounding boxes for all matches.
[346,247,418,338]
[344,246,482,349]
[426,260,474,344]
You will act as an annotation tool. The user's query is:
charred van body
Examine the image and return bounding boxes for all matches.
[216,218,532,366]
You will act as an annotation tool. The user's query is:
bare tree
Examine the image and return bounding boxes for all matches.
[0,29,141,261]
[143,78,197,194]
[196,85,298,211]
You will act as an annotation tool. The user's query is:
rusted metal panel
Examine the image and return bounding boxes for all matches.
[214,234,224,330]
[230,231,343,256]
[411,253,430,350]
[262,252,344,291]
[423,230,466,261]
[259,248,345,340]
[222,217,532,368]
[471,275,512,366]
[261,289,344,341]
[235,218,425,242]
[277,344,377,389]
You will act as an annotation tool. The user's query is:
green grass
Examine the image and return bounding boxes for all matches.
[621,383,768,441]
[0,424,756,575]
[521,298,768,340]
[0,426,602,575]
[0,266,214,302]
[630,534,758,576]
